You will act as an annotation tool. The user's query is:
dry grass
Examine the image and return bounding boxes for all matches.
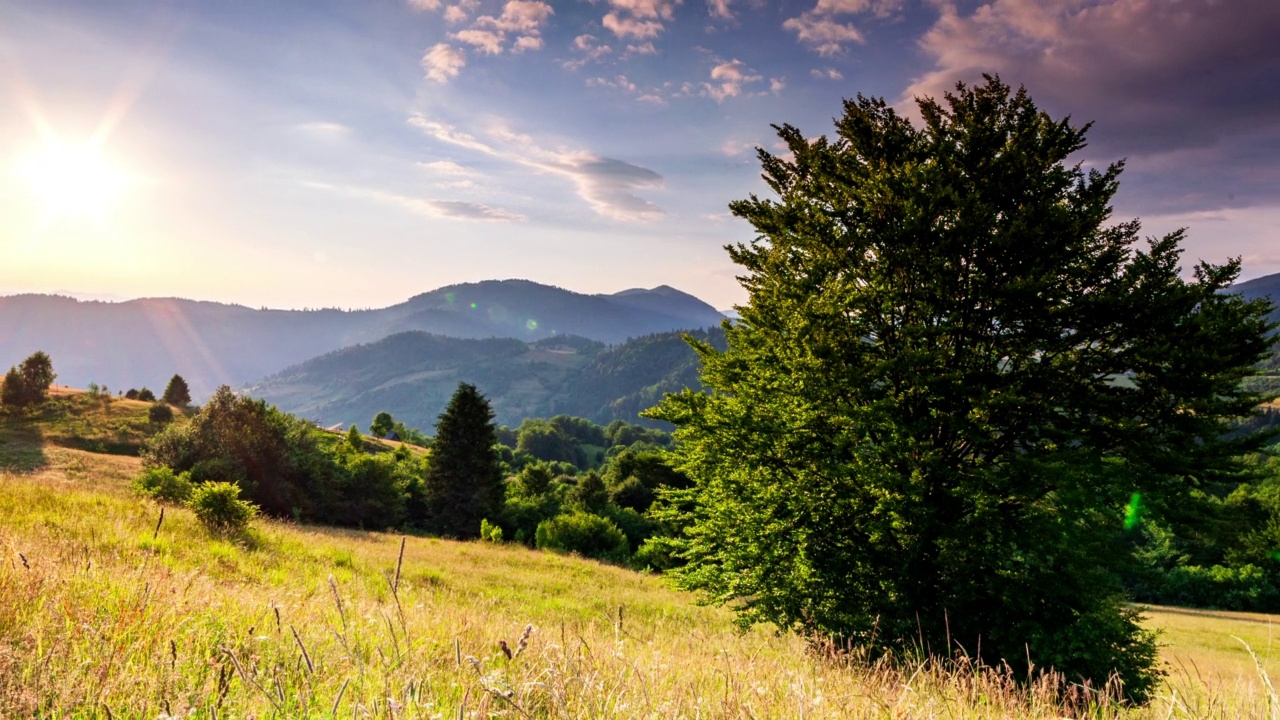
[2,398,1280,717]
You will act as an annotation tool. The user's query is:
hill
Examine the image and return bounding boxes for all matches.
[249,327,726,431]
[2,393,1278,716]
[0,280,725,399]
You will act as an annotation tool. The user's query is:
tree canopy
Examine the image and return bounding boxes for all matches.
[1,351,56,408]
[649,76,1275,699]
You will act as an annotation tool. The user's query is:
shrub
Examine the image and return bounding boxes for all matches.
[189,482,258,535]
[132,467,194,504]
[480,517,504,542]
[137,387,156,402]
[535,512,629,562]
[149,402,175,424]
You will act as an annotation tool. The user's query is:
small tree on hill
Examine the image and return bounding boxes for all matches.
[371,411,395,438]
[423,383,504,538]
[137,387,156,402]
[648,76,1275,700]
[163,374,191,407]
[1,351,56,408]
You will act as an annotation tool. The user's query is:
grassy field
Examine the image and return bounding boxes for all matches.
[3,393,1280,717]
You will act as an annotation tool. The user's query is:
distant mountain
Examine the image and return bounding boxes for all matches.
[1232,273,1280,321]
[249,327,725,431]
[0,280,725,398]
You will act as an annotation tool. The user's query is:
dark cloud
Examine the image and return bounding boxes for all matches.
[904,0,1280,212]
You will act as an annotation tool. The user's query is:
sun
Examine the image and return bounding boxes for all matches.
[17,139,129,223]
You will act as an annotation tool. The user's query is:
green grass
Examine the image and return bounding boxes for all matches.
[3,392,1280,717]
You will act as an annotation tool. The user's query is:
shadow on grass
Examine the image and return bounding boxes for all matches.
[0,412,48,472]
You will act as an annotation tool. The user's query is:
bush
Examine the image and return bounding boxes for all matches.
[149,402,175,424]
[480,517,504,542]
[137,387,156,402]
[132,467,194,504]
[189,482,258,535]
[535,512,629,562]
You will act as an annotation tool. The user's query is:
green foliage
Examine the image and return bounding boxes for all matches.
[162,374,191,407]
[347,424,364,452]
[188,481,258,535]
[137,387,156,402]
[371,411,395,438]
[422,383,505,538]
[148,402,174,424]
[648,77,1276,700]
[480,517,504,542]
[516,419,586,466]
[131,467,194,504]
[568,471,609,514]
[1,351,56,409]
[535,512,629,562]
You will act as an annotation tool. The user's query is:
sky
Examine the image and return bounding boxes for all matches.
[1,0,1278,312]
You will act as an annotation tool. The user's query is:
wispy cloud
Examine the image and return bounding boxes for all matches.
[410,114,664,220]
[293,121,353,138]
[308,181,525,222]
[810,67,843,80]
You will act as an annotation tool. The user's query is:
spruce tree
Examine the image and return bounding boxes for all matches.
[423,383,504,538]
[163,374,191,407]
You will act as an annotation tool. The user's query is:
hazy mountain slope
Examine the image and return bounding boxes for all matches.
[250,328,724,431]
[0,280,724,398]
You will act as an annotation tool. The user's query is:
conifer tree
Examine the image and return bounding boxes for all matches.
[423,383,504,538]
[163,374,191,407]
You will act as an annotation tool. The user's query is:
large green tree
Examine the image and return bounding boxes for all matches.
[649,77,1274,699]
[423,383,505,538]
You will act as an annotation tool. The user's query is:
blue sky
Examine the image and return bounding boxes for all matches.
[2,0,1278,310]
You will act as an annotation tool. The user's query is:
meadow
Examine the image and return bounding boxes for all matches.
[3,393,1280,718]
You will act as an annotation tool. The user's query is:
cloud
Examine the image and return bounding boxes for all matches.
[452,1,554,55]
[310,182,524,222]
[626,42,658,55]
[421,1,553,81]
[453,29,504,54]
[603,13,665,39]
[407,0,441,10]
[702,58,763,101]
[422,43,466,83]
[770,77,786,93]
[293,121,353,138]
[902,0,1280,211]
[707,0,733,20]
[563,34,613,70]
[783,0,901,55]
[601,0,679,40]
[418,160,474,175]
[588,75,638,92]
[410,114,665,220]
[810,67,843,80]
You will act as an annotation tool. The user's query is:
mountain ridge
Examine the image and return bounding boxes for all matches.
[0,279,726,398]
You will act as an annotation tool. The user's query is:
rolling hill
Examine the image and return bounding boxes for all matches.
[249,327,725,431]
[0,280,725,398]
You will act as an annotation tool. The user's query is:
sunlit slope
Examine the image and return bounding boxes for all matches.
[3,398,1280,717]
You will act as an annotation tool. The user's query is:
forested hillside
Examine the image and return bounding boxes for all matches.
[250,327,726,430]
